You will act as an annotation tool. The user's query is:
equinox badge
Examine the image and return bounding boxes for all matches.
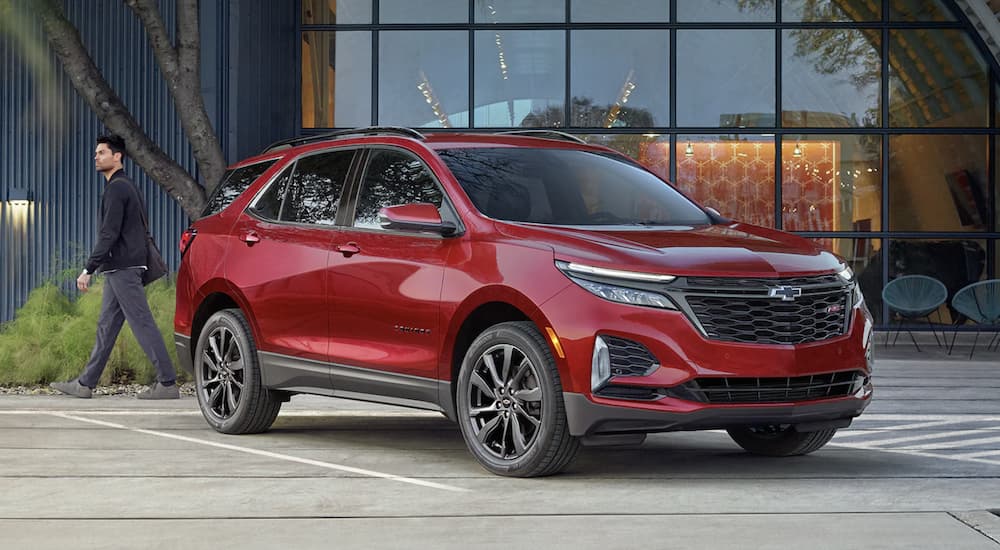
[768,286,802,301]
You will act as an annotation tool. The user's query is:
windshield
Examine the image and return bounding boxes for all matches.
[436,147,711,226]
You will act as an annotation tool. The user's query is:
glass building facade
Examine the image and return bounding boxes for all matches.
[299,0,999,327]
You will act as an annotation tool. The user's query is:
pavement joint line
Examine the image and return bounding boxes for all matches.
[45,411,469,493]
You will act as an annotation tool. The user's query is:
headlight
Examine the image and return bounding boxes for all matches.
[836,265,854,282]
[569,276,677,309]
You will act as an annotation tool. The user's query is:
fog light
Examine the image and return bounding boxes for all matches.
[592,335,611,392]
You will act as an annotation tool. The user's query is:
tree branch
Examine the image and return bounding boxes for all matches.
[127,0,227,191]
[30,0,207,219]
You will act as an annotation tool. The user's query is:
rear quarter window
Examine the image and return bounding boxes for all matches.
[202,159,277,217]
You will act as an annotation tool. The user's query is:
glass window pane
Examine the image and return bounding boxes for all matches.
[354,150,444,229]
[282,151,355,226]
[380,0,467,23]
[302,0,371,24]
[379,31,469,128]
[889,0,955,21]
[887,239,987,325]
[204,160,276,217]
[474,31,564,128]
[811,237,883,322]
[572,0,669,22]
[302,32,371,128]
[889,30,988,128]
[782,0,880,22]
[997,140,1000,232]
[677,31,775,128]
[474,0,564,23]
[251,167,293,221]
[782,30,880,128]
[581,134,671,181]
[782,136,881,232]
[889,135,988,232]
[676,135,776,227]
[677,0,775,21]
[571,31,668,128]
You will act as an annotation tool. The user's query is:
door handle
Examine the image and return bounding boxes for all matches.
[336,242,360,257]
[241,231,261,246]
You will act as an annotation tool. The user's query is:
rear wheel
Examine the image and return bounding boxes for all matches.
[727,425,837,456]
[194,309,281,434]
[456,321,580,477]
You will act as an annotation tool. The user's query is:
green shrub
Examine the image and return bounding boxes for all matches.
[0,277,188,386]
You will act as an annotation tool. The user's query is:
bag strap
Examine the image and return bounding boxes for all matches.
[110,173,152,237]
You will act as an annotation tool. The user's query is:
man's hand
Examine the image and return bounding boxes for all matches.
[77,270,92,292]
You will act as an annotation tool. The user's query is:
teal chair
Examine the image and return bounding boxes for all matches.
[882,275,948,351]
[948,279,1000,359]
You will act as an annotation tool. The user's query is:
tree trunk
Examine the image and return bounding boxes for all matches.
[30,0,211,219]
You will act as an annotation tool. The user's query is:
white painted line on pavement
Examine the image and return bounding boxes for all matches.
[854,414,1000,421]
[830,441,1000,467]
[47,411,469,493]
[904,435,1000,451]
[0,409,442,418]
[950,450,1000,460]
[840,429,991,448]
[835,419,971,436]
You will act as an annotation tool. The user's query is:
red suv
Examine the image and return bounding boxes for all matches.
[174,127,874,477]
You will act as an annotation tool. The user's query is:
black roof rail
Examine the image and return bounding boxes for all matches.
[494,130,588,144]
[261,126,426,154]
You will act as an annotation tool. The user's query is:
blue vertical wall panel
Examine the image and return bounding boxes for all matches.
[2,0,304,323]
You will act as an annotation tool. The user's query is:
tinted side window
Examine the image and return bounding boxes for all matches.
[280,150,354,225]
[250,166,293,221]
[353,149,443,229]
[203,160,276,216]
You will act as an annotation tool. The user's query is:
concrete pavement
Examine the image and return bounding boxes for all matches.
[0,341,998,549]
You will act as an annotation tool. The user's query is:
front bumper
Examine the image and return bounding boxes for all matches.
[563,391,871,436]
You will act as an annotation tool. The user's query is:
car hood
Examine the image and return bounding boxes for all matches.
[495,222,843,277]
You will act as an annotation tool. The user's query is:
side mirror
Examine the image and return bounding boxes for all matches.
[704,206,731,224]
[379,203,457,236]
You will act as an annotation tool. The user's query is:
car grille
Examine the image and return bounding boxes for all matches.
[670,275,852,345]
[604,335,658,377]
[669,371,863,404]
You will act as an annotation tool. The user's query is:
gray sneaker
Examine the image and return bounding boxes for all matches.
[50,379,93,399]
[137,381,180,400]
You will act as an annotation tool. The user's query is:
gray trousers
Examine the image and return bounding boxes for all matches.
[78,268,176,388]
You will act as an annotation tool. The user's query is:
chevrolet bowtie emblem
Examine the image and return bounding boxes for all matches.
[768,286,802,301]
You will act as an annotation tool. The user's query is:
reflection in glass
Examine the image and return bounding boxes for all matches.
[474,31,564,127]
[676,30,774,128]
[581,134,671,181]
[889,0,955,21]
[302,32,371,128]
[379,31,469,128]
[571,0,669,22]
[782,0,879,22]
[301,0,370,24]
[782,30,880,128]
[782,136,881,232]
[887,239,987,325]
[474,0,564,23]
[282,151,355,226]
[571,31,668,128]
[354,150,444,229]
[380,0,467,23]
[252,168,292,221]
[889,30,988,127]
[889,135,988,232]
[205,161,276,217]
[677,0,775,21]
[675,135,775,227]
[811,237,882,321]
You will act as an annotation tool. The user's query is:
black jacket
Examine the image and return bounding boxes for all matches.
[85,170,148,274]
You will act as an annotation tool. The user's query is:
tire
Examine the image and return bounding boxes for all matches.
[727,425,838,457]
[456,321,580,477]
[194,309,281,434]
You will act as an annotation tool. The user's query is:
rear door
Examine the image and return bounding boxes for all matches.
[225,147,360,366]
[327,146,460,388]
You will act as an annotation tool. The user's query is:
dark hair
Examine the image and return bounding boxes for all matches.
[96,134,127,159]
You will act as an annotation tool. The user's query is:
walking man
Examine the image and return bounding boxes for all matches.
[50,134,179,399]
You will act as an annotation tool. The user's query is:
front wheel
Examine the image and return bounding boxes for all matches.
[727,425,837,456]
[456,321,580,477]
[194,309,281,434]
